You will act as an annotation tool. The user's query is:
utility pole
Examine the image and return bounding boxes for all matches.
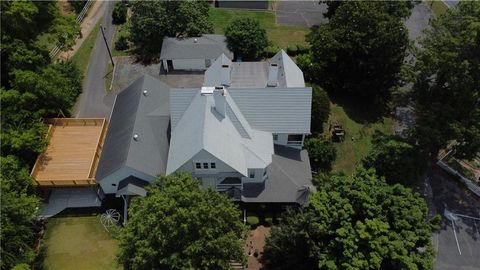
[100,24,114,67]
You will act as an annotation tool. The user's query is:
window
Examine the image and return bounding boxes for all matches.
[287,134,303,141]
[273,134,278,141]
[249,171,255,178]
[203,163,209,169]
[210,163,216,169]
[195,163,201,169]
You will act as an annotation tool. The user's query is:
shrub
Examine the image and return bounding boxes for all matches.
[246,215,259,228]
[264,217,273,226]
[264,45,280,58]
[115,35,129,51]
[286,45,298,56]
[304,137,336,171]
[254,249,260,257]
[296,44,309,54]
[112,2,127,25]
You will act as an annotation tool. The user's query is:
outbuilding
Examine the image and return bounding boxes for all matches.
[160,35,233,73]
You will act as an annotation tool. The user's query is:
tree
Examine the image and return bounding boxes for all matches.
[262,167,440,270]
[304,137,336,171]
[129,0,212,55]
[112,2,127,25]
[0,156,40,270]
[413,1,480,159]
[308,2,409,107]
[311,85,330,134]
[363,132,425,186]
[322,0,416,20]
[224,18,269,60]
[118,173,246,270]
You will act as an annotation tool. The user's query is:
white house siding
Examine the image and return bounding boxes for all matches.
[99,167,156,194]
[173,59,206,70]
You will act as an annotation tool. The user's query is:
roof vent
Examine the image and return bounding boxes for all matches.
[143,90,148,96]
[133,134,139,141]
[194,38,198,43]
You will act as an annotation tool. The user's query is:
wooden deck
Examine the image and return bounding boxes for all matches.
[31,118,107,187]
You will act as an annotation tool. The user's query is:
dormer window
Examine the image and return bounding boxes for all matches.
[194,161,216,170]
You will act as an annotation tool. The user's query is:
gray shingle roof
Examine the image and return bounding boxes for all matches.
[229,87,312,134]
[242,145,314,204]
[160,35,233,60]
[96,75,170,181]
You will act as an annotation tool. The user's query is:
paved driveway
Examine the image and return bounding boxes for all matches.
[275,1,328,27]
[424,168,480,270]
[405,3,433,46]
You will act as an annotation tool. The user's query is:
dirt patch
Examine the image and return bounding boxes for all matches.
[58,0,75,15]
[245,226,271,270]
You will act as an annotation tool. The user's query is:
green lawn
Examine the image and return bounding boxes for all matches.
[209,7,308,48]
[72,20,102,75]
[327,103,394,174]
[424,0,449,17]
[43,216,122,270]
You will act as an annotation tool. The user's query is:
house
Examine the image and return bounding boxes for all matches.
[96,50,314,204]
[160,34,233,73]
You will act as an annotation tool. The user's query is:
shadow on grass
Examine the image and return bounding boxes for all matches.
[327,91,390,124]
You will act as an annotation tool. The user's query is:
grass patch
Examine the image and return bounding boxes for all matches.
[43,216,121,270]
[327,103,394,174]
[112,21,132,57]
[72,20,102,75]
[209,7,308,48]
[105,63,114,91]
[424,0,449,17]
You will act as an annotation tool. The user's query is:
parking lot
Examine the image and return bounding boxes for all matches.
[275,1,327,27]
[426,169,480,270]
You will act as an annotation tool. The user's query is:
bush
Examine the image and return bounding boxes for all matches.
[295,53,320,82]
[112,2,127,25]
[264,217,273,226]
[286,45,298,56]
[115,35,129,51]
[69,0,87,13]
[296,44,309,54]
[254,249,260,258]
[264,45,280,58]
[304,137,336,171]
[246,215,259,228]
[225,18,269,60]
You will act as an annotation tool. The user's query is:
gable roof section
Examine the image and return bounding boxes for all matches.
[228,87,312,134]
[270,50,306,88]
[166,92,248,175]
[96,75,170,181]
[170,89,198,129]
[203,54,232,87]
[160,35,233,60]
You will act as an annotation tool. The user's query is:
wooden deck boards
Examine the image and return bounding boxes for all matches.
[31,118,106,186]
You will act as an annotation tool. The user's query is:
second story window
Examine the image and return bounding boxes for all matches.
[273,134,278,141]
[249,171,255,178]
[195,161,217,170]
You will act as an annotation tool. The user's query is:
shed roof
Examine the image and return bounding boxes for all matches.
[160,35,233,60]
[96,75,170,181]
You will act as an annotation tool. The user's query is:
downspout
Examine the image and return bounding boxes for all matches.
[122,195,129,225]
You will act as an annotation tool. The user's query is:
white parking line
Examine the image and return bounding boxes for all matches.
[452,220,462,255]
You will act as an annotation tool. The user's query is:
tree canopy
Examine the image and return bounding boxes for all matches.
[413,1,480,159]
[118,173,246,270]
[0,156,40,270]
[304,137,336,172]
[322,0,416,20]
[129,0,213,55]
[363,132,425,186]
[262,167,440,270]
[224,17,269,60]
[307,1,409,107]
[311,85,331,134]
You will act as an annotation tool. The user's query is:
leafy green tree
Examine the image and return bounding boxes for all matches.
[112,2,127,25]
[118,173,246,270]
[311,85,330,134]
[304,137,336,171]
[129,0,212,55]
[262,167,440,270]
[363,132,425,186]
[413,1,480,159]
[68,0,87,14]
[224,18,269,60]
[51,14,81,51]
[0,156,40,270]
[322,0,416,20]
[308,2,409,106]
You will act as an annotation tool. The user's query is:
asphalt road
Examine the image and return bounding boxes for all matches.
[74,1,116,119]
